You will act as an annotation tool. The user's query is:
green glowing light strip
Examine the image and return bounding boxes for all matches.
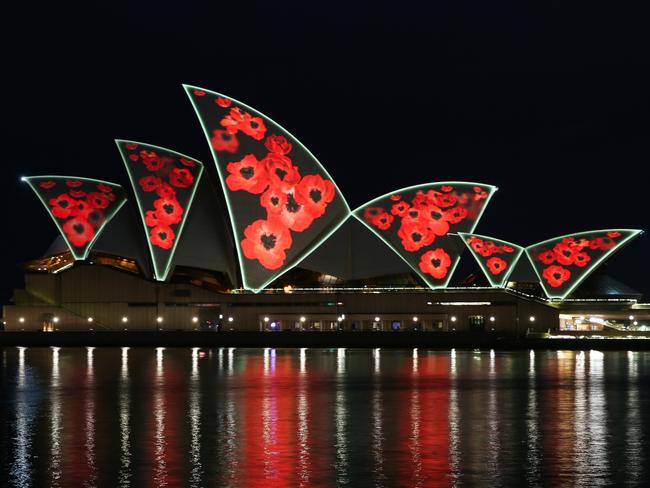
[351,182,498,290]
[183,84,352,293]
[524,229,643,300]
[23,176,127,261]
[115,140,204,282]
[457,232,524,288]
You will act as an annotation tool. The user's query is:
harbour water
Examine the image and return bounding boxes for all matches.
[1,347,649,486]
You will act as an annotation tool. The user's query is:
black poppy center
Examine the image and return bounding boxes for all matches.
[240,166,255,180]
[431,258,441,268]
[261,233,277,250]
[553,272,561,279]
[163,203,174,215]
[430,211,442,220]
[286,193,301,213]
[412,232,422,242]
[250,120,259,129]
[408,210,418,218]
[158,231,168,240]
[73,223,85,234]
[310,189,322,203]
[59,200,69,208]
[562,250,571,257]
[494,262,501,269]
[275,168,287,180]
[270,196,279,206]
[222,133,232,141]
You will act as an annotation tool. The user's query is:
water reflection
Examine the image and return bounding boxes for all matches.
[1,348,649,487]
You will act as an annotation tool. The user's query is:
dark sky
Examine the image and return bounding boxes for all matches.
[3,1,649,301]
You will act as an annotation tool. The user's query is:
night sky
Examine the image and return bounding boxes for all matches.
[3,2,649,302]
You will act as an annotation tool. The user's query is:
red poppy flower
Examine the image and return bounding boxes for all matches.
[486,257,508,275]
[226,154,269,194]
[70,199,94,219]
[264,135,293,155]
[391,201,410,217]
[607,231,621,238]
[153,197,184,225]
[150,225,175,250]
[432,192,457,208]
[589,237,616,251]
[145,210,162,227]
[398,221,434,251]
[128,154,139,161]
[264,154,300,191]
[412,191,427,206]
[419,248,452,279]
[371,211,393,231]
[170,167,194,188]
[390,194,401,201]
[87,192,110,209]
[473,186,488,200]
[260,186,287,215]
[418,203,450,236]
[543,265,571,288]
[193,90,206,96]
[295,174,335,218]
[39,180,56,189]
[66,179,82,188]
[140,150,164,172]
[501,245,514,253]
[49,194,77,219]
[69,190,86,198]
[63,217,95,247]
[553,242,578,265]
[363,207,384,224]
[441,185,453,192]
[220,108,267,140]
[241,219,293,270]
[87,208,106,229]
[125,143,138,150]
[156,183,177,199]
[276,190,315,232]
[139,175,162,192]
[470,238,492,257]
[106,192,116,202]
[537,250,555,264]
[96,183,113,193]
[211,129,239,153]
[573,252,591,267]
[445,206,467,224]
[216,96,231,107]
[180,158,196,167]
[401,207,424,226]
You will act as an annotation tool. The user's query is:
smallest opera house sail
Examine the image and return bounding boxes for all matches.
[7,85,646,332]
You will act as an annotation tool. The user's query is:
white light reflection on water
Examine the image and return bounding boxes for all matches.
[227,347,235,375]
[373,348,381,375]
[486,350,500,485]
[526,350,541,484]
[371,381,386,486]
[153,347,167,486]
[299,348,307,374]
[11,347,32,488]
[412,348,418,373]
[118,347,131,488]
[297,359,310,487]
[626,351,641,484]
[409,373,422,485]
[337,348,346,375]
[189,348,202,487]
[50,347,62,487]
[223,389,239,485]
[448,348,460,480]
[85,347,97,487]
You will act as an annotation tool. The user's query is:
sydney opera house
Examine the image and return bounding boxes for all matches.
[3,86,648,334]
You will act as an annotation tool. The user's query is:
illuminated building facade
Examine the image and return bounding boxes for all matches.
[3,86,646,333]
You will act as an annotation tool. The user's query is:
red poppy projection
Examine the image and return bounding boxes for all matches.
[24,176,126,260]
[353,183,497,289]
[458,233,523,287]
[185,85,350,291]
[116,141,204,282]
[525,229,642,299]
